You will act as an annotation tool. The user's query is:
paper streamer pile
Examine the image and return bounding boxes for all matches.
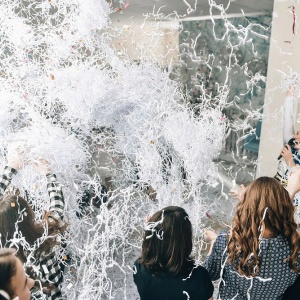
[0,0,272,299]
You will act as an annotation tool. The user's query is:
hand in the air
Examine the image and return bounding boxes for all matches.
[30,159,52,175]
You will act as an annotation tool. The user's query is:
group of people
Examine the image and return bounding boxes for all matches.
[134,173,300,299]
[2,174,300,300]
[0,153,66,300]
[1,87,300,300]
[133,87,300,300]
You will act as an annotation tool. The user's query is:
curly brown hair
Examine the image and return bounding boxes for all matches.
[228,177,299,276]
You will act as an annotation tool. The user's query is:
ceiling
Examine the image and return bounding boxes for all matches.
[110,0,274,22]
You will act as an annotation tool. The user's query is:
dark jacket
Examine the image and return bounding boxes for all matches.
[133,261,213,300]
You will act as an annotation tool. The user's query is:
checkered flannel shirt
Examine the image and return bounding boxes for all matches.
[0,166,65,300]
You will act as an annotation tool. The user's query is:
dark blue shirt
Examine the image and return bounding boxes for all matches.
[205,230,299,300]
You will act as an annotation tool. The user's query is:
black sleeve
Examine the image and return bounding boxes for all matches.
[133,260,142,295]
[283,275,300,300]
[197,266,214,299]
[0,166,17,195]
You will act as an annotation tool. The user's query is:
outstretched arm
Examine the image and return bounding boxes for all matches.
[47,173,65,218]
[0,143,25,195]
[285,167,300,199]
[31,159,65,218]
[205,231,227,281]
[204,229,218,256]
[0,166,17,195]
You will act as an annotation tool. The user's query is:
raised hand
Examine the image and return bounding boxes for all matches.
[281,144,295,166]
[30,159,52,175]
[6,142,28,170]
[286,166,300,199]
[229,184,246,201]
[203,229,218,242]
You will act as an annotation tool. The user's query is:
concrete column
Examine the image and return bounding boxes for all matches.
[257,0,300,177]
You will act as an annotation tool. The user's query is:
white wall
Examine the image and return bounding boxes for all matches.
[111,20,179,67]
[111,5,299,178]
[257,0,300,177]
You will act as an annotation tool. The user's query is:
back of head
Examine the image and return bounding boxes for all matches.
[228,177,299,276]
[139,206,193,275]
[236,177,296,237]
[0,248,17,300]
[0,195,40,249]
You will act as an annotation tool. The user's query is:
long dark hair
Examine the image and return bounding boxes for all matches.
[228,177,299,276]
[0,194,66,261]
[139,206,194,275]
[0,248,17,300]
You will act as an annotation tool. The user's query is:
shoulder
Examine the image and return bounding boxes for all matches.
[133,259,141,273]
[189,266,214,297]
[214,229,228,247]
[190,265,211,279]
[133,260,151,277]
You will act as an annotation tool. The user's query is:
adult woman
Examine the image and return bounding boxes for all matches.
[205,173,300,299]
[0,153,66,299]
[0,248,35,300]
[133,206,213,300]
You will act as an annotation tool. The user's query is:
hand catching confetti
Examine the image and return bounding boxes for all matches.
[30,159,53,175]
[6,141,28,170]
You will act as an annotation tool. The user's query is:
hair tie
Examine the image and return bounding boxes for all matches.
[0,290,10,300]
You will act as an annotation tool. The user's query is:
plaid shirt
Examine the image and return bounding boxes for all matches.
[0,166,65,300]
